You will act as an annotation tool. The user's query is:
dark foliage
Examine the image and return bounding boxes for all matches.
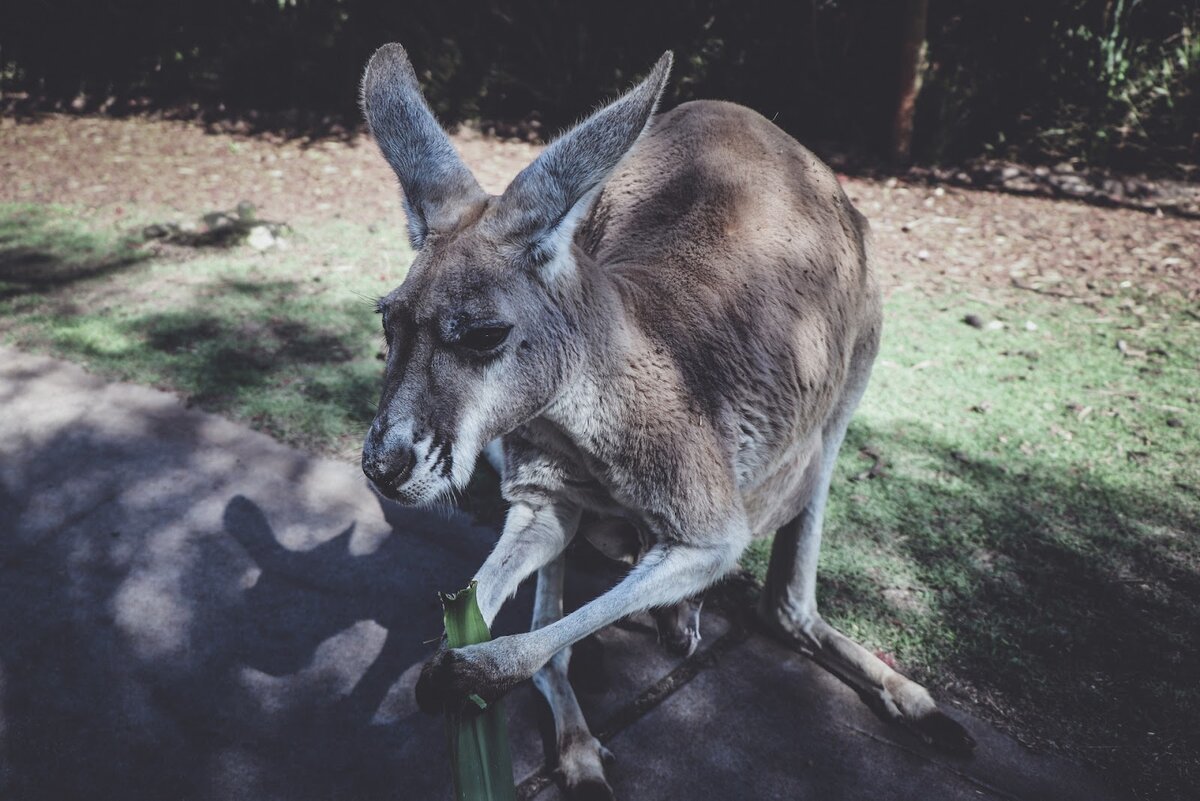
[1,0,1196,169]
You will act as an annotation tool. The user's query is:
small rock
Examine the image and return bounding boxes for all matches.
[1059,181,1091,198]
[917,249,930,261]
[963,314,985,329]
[986,320,1006,331]
[247,225,276,251]
[1166,418,1183,429]
[1024,320,1038,331]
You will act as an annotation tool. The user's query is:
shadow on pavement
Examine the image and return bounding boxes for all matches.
[0,369,535,801]
[1,348,1178,801]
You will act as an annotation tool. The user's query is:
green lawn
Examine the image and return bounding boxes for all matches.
[0,202,408,459]
[2,201,1197,798]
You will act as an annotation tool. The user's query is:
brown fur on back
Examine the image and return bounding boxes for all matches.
[578,100,881,533]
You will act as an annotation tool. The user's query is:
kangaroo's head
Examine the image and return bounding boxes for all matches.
[360,44,671,505]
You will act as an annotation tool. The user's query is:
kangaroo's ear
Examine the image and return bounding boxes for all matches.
[499,51,673,269]
[361,43,486,249]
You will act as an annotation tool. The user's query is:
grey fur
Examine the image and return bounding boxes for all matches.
[362,43,974,799]
[496,52,673,266]
[361,44,486,248]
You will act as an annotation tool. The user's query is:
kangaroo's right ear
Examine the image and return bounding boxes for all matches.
[361,44,486,249]
[498,51,673,271]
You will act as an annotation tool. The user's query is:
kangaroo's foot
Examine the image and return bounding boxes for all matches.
[555,731,616,801]
[759,600,976,755]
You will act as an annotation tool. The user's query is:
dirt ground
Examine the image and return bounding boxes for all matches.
[2,113,1196,305]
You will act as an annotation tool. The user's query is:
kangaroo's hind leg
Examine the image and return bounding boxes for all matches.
[758,360,977,755]
[531,555,615,801]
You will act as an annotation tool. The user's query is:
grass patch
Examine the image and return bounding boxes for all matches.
[0,202,411,458]
[0,204,150,299]
[2,201,1197,799]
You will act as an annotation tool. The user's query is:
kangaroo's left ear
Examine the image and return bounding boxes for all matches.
[361,43,487,249]
[498,51,673,269]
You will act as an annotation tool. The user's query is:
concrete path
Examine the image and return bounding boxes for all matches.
[0,347,1126,801]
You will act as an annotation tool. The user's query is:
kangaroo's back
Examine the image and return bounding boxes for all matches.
[580,100,881,507]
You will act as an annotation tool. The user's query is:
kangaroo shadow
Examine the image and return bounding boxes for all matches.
[222,494,537,721]
[0,373,541,801]
[202,493,547,800]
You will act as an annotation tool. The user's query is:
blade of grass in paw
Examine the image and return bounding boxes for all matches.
[441,581,516,801]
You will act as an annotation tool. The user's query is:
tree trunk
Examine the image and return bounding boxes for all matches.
[891,0,929,163]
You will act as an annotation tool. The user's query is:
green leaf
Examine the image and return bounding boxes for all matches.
[440,582,517,801]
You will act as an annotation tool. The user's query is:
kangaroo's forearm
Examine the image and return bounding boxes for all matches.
[505,529,747,674]
[473,499,581,626]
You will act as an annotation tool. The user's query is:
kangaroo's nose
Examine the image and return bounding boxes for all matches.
[362,445,416,489]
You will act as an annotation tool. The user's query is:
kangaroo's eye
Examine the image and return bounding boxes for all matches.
[458,325,512,352]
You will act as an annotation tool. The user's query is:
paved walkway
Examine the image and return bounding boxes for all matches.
[0,347,1125,801]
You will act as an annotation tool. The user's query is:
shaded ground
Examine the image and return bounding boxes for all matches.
[0,347,1128,801]
[2,113,1198,800]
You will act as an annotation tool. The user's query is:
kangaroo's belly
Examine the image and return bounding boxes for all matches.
[572,430,821,566]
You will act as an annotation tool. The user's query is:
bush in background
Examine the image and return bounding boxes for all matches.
[2,0,1195,171]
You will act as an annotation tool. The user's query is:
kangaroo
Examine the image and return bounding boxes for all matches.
[359,43,975,799]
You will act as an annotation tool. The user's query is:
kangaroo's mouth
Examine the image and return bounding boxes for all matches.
[363,435,461,508]
[367,472,452,508]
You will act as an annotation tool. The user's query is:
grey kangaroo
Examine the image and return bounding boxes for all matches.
[360,43,975,799]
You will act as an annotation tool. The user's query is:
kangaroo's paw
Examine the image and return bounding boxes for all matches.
[651,597,703,657]
[657,618,701,657]
[556,733,616,801]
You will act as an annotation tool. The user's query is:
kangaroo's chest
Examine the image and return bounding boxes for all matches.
[503,417,662,558]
